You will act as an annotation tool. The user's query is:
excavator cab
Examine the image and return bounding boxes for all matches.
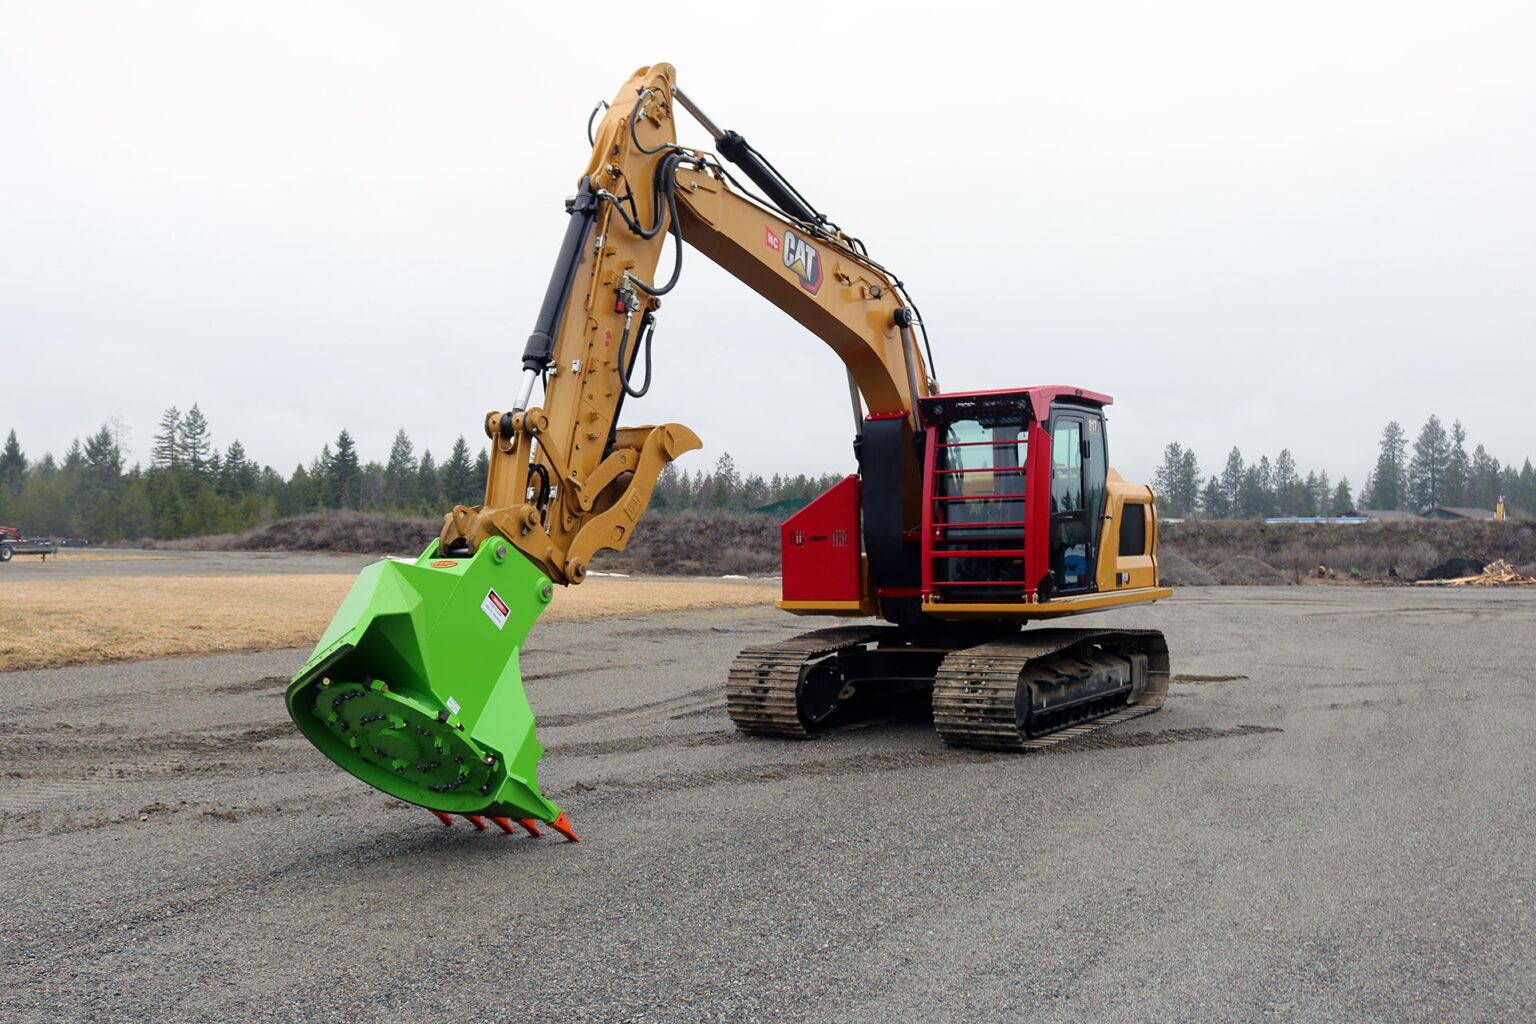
[919,386,1122,612]
[778,385,1166,622]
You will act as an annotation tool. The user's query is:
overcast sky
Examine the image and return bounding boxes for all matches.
[2,1,1533,490]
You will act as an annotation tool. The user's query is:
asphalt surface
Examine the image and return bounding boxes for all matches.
[0,549,377,580]
[1,586,1532,1022]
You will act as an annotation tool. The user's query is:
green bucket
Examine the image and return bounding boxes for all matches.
[287,538,569,833]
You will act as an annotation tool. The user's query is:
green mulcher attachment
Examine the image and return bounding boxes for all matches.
[286,539,578,842]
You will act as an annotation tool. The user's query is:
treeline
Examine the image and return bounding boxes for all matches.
[649,456,844,515]
[0,406,844,541]
[1155,415,1535,519]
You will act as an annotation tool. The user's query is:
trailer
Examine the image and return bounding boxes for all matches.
[0,526,58,563]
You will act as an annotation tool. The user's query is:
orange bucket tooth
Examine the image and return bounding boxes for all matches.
[490,816,517,834]
[548,811,580,843]
[430,810,455,828]
[514,818,543,837]
[463,814,488,831]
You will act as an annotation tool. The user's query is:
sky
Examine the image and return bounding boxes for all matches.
[2,1,1533,490]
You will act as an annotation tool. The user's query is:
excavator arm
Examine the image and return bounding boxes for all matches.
[438,62,932,585]
[284,63,935,836]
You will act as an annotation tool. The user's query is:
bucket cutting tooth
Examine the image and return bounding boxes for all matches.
[463,814,488,831]
[431,810,454,828]
[514,818,543,837]
[548,811,580,843]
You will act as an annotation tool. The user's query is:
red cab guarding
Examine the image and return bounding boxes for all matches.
[781,475,862,603]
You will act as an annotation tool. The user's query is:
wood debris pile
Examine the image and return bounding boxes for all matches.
[1413,559,1536,587]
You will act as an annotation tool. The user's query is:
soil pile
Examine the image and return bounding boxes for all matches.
[1159,552,1215,587]
[1211,555,1292,585]
[1420,557,1489,581]
[239,512,440,554]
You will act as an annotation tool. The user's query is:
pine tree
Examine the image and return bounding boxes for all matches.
[0,430,26,492]
[1177,448,1200,517]
[62,438,85,473]
[1199,476,1225,518]
[439,437,475,508]
[1407,415,1450,511]
[1370,421,1408,510]
[1443,420,1470,507]
[1273,450,1298,515]
[1238,464,1267,519]
[1469,445,1500,510]
[418,449,440,509]
[1154,443,1188,517]
[282,464,313,515]
[82,424,123,495]
[1219,448,1244,516]
[330,430,362,509]
[384,429,418,510]
[1255,456,1274,516]
[652,462,679,511]
[151,407,182,468]
[474,449,489,497]
[742,473,768,508]
[220,440,258,498]
[709,452,740,509]
[179,404,213,481]
[310,444,334,508]
[1331,477,1354,515]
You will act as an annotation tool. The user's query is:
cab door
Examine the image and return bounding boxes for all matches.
[1048,408,1107,593]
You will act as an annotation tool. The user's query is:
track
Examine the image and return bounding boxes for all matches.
[726,624,1169,749]
[931,628,1170,751]
[725,625,918,736]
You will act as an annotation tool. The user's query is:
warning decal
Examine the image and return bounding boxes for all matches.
[482,589,510,630]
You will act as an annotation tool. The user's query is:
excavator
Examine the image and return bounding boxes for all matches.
[285,64,1172,841]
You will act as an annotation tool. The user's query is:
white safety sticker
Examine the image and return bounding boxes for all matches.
[482,588,509,630]
[445,696,461,715]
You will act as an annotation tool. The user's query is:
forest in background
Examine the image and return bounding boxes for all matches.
[0,405,840,540]
[1,406,1531,541]
[1151,415,1532,519]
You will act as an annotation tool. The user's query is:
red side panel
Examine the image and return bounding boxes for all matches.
[781,475,862,603]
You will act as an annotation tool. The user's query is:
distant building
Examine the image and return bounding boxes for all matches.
[1357,509,1420,522]
[1262,516,1369,525]
[1420,506,1497,521]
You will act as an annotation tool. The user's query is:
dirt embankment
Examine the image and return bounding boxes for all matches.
[146,510,783,576]
[142,510,1536,585]
[1161,518,1536,583]
[146,511,440,556]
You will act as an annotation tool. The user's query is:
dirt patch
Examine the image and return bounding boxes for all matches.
[1210,556,1292,586]
[1159,552,1215,587]
[0,574,777,672]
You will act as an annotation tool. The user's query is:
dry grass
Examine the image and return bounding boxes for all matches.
[44,549,177,562]
[0,574,777,673]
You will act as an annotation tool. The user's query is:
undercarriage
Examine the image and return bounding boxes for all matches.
[727,625,1169,750]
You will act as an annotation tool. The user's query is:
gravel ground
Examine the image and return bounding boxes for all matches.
[1,587,1532,1022]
